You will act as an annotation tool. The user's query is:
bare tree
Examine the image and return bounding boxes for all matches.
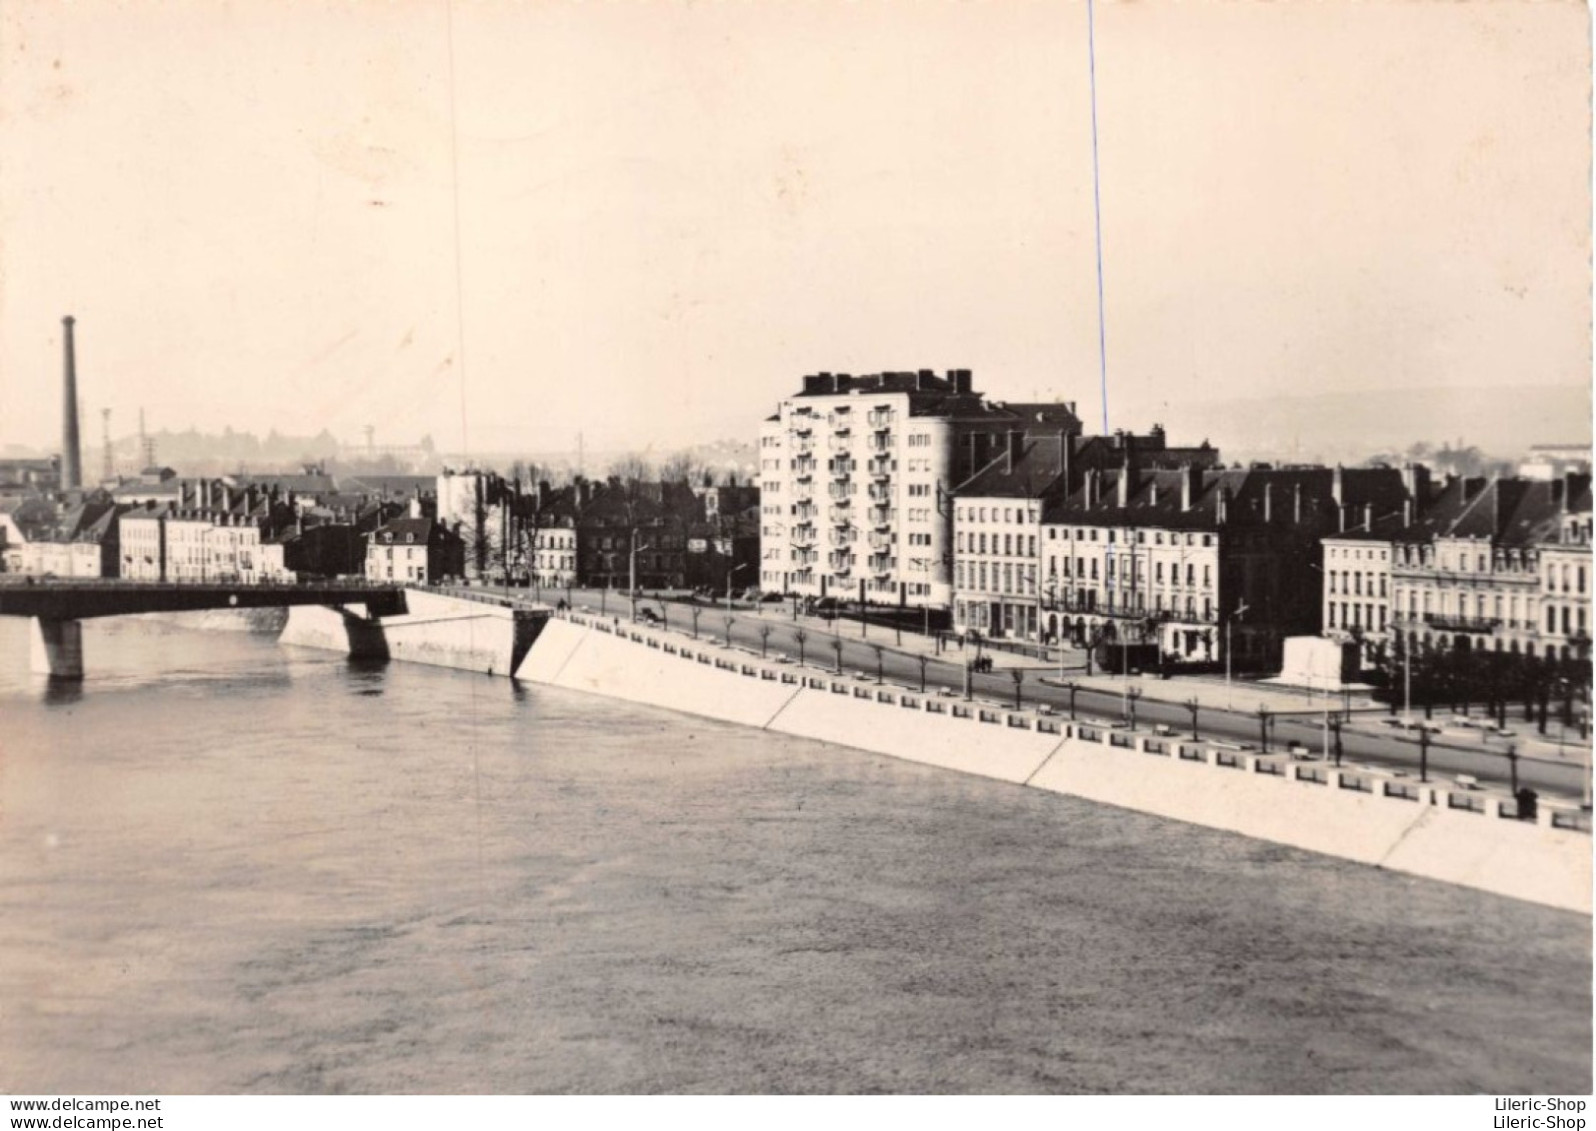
[659,452,700,485]
[606,453,655,594]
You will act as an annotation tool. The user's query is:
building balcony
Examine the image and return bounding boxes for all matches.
[828,530,854,548]
[790,527,816,547]
[869,555,892,575]
[869,506,892,528]
[868,531,892,551]
[791,421,813,437]
[1422,613,1503,633]
[867,485,891,503]
[867,436,892,453]
[866,409,895,428]
[869,457,892,478]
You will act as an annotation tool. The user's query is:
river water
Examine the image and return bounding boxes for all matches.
[0,618,1588,1094]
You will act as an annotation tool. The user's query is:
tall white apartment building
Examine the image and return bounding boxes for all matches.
[758,370,1080,610]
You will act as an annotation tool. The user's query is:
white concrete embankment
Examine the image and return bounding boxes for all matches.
[517,615,1593,915]
[281,589,541,677]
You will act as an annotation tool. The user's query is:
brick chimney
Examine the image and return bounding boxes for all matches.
[61,316,82,492]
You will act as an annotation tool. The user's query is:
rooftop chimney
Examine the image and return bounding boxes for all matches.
[1292,482,1302,525]
[61,316,82,491]
[1263,482,1273,524]
[1181,465,1200,512]
[1331,465,1344,507]
[1006,430,1023,472]
[1115,468,1129,509]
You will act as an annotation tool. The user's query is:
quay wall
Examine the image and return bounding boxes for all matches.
[281,590,542,677]
[516,615,1593,915]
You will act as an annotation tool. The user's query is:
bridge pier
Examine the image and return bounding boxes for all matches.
[30,618,84,680]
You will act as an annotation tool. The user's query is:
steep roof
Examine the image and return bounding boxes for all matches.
[1042,466,1408,533]
[953,435,1066,499]
[373,517,458,545]
[1388,474,1592,547]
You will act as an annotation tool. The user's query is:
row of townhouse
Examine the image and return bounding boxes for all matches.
[949,430,1411,670]
[435,470,761,592]
[8,500,124,578]
[1322,472,1592,665]
[2,474,406,583]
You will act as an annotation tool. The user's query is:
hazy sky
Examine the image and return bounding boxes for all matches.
[1,0,1588,457]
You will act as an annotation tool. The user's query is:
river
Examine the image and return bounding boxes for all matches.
[0,617,1587,1094]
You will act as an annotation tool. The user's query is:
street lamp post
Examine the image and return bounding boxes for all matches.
[1403,645,1413,725]
[917,655,928,694]
[1184,696,1200,739]
[726,562,751,614]
[1125,685,1141,731]
[1226,600,1249,707]
[1011,668,1024,711]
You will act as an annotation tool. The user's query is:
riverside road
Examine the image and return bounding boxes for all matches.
[546,587,1587,802]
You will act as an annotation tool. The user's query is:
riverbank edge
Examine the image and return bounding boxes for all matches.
[517,612,1593,916]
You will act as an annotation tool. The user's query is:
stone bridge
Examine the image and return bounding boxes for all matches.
[0,579,408,678]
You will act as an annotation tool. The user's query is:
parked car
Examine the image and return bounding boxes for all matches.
[639,609,663,625]
[760,591,786,604]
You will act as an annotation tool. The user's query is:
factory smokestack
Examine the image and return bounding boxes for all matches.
[61,315,82,492]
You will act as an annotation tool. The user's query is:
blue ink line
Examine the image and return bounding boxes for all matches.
[1088,0,1109,435]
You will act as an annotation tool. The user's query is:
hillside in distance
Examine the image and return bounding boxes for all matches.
[1154,385,1590,466]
